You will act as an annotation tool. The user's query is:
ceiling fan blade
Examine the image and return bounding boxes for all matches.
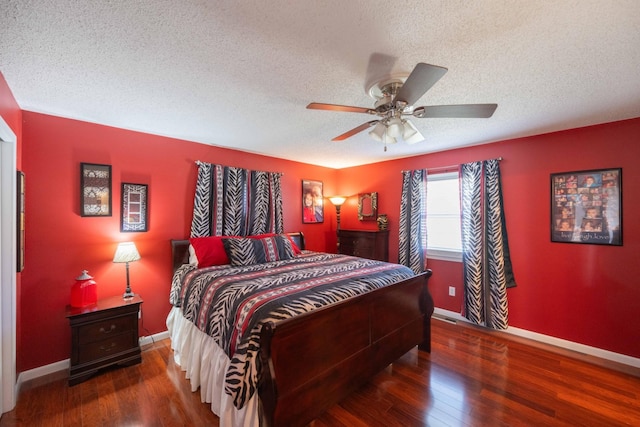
[332,120,379,141]
[393,63,448,106]
[413,104,498,118]
[307,102,373,114]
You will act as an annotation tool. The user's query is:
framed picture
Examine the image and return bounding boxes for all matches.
[17,171,24,272]
[80,163,112,217]
[551,168,621,245]
[302,180,324,223]
[121,183,148,232]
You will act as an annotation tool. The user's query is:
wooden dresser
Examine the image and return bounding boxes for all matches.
[338,229,389,262]
[66,294,143,385]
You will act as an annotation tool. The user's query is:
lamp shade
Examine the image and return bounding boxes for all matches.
[382,133,398,145]
[402,119,418,139]
[329,196,347,206]
[368,122,386,142]
[386,117,403,138]
[113,242,141,263]
[403,120,425,144]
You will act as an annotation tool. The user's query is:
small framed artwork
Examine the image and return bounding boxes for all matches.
[17,171,25,272]
[302,179,324,223]
[551,168,622,245]
[80,163,112,217]
[121,183,148,232]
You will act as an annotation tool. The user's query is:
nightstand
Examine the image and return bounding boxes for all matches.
[66,294,143,385]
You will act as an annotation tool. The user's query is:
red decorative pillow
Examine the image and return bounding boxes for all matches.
[189,233,300,268]
[189,236,231,268]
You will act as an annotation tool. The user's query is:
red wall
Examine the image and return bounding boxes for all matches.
[337,118,640,358]
[17,107,640,372]
[19,112,337,371]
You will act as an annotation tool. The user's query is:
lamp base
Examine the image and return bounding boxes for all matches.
[123,286,134,299]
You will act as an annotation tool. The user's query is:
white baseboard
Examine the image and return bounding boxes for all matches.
[433,308,640,370]
[140,330,170,346]
[17,359,69,386]
[16,330,170,392]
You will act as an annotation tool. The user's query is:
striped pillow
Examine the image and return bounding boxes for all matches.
[222,235,295,266]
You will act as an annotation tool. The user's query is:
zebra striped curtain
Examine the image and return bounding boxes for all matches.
[460,159,516,330]
[398,169,428,274]
[190,161,284,237]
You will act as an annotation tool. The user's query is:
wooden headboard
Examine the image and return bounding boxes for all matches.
[171,232,306,273]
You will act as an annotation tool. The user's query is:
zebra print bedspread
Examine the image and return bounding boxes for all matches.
[170,251,415,410]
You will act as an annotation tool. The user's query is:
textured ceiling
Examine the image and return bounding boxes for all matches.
[2,1,640,168]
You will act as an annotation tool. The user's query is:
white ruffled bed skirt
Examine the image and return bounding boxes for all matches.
[166,306,260,427]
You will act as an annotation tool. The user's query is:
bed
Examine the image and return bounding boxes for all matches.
[167,232,433,427]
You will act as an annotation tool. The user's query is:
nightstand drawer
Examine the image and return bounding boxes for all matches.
[78,315,136,344]
[78,330,136,364]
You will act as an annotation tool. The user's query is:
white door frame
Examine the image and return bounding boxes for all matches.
[0,116,17,413]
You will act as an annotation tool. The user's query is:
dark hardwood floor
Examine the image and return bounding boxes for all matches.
[2,318,639,426]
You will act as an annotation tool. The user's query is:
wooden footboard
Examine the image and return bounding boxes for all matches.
[259,270,433,427]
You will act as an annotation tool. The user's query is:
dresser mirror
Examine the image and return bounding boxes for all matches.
[358,192,378,221]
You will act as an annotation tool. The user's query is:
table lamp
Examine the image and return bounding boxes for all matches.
[113,242,141,299]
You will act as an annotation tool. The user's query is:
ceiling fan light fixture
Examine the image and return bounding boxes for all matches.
[368,122,386,142]
[386,117,403,138]
[382,133,397,145]
[402,120,424,144]
[402,119,418,139]
[404,129,425,145]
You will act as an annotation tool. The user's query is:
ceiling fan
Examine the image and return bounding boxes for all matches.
[307,63,497,150]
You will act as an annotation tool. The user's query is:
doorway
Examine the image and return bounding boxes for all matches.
[0,116,17,413]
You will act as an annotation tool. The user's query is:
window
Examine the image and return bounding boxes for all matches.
[426,172,462,262]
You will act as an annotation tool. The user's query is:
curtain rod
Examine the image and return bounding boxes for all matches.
[402,157,503,174]
[195,160,284,176]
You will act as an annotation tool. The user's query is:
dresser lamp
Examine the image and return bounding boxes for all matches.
[113,242,141,299]
[329,196,347,231]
